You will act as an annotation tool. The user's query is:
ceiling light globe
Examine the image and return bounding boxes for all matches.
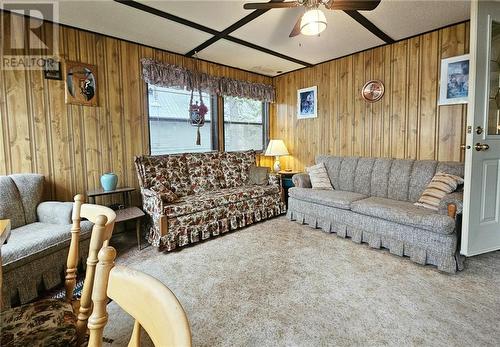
[300,9,327,36]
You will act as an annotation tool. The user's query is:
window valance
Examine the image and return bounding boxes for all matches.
[141,58,275,103]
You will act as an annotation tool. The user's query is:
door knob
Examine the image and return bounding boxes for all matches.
[474,143,490,151]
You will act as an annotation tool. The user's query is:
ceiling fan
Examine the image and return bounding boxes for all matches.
[243,0,381,37]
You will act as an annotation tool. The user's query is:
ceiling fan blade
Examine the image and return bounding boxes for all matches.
[324,0,381,11]
[244,1,299,10]
[289,14,303,38]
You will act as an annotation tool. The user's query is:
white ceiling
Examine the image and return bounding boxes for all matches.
[54,0,471,76]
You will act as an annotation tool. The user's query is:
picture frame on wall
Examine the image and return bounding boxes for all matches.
[438,54,470,105]
[43,59,63,80]
[297,86,317,119]
[65,60,98,107]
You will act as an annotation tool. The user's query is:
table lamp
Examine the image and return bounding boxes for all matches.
[264,139,289,173]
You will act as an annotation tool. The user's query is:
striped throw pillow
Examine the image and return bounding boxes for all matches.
[414,172,464,210]
[306,163,333,190]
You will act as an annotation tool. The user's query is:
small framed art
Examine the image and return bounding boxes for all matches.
[438,54,470,105]
[65,60,98,106]
[297,86,317,119]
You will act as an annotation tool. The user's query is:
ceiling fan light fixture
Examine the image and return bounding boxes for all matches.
[300,8,327,36]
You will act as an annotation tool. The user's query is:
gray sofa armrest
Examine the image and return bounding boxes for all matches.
[292,173,312,188]
[438,191,463,217]
[37,201,73,225]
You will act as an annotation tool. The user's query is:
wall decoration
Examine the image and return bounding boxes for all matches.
[43,58,62,80]
[297,86,317,119]
[361,80,385,103]
[438,54,469,105]
[65,61,98,106]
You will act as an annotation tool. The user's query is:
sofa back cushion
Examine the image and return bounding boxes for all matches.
[353,157,376,195]
[408,160,438,202]
[185,152,226,193]
[387,159,415,201]
[137,154,193,197]
[0,176,26,228]
[10,174,44,224]
[314,155,464,203]
[316,155,343,189]
[220,150,256,187]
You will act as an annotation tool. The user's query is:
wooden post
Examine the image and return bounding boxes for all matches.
[65,194,83,303]
[448,203,457,219]
[87,246,116,347]
[77,214,108,344]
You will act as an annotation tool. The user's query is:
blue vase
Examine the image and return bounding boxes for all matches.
[100,173,118,191]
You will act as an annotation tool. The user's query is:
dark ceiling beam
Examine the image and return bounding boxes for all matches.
[115,0,312,67]
[185,0,284,57]
[343,10,395,44]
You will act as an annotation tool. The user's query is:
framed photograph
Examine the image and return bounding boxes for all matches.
[43,59,62,80]
[438,54,469,105]
[297,86,317,119]
[65,60,98,107]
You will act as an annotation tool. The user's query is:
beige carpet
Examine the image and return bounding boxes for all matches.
[104,217,500,346]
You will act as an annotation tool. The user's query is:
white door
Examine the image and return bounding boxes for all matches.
[462,0,500,256]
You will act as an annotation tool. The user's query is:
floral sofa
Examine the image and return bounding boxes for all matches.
[288,156,464,273]
[135,150,285,250]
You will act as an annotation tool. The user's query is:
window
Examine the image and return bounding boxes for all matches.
[148,85,216,155]
[223,96,267,151]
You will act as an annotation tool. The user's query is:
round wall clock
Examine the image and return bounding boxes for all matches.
[361,80,385,103]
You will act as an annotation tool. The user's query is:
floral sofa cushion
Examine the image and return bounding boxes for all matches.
[185,152,226,193]
[220,150,256,187]
[1,298,77,347]
[164,185,281,218]
[139,155,192,197]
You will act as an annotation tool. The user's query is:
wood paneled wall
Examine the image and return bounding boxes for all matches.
[0,12,271,202]
[271,22,469,172]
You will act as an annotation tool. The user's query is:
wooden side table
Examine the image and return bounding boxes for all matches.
[87,187,145,250]
[278,171,301,207]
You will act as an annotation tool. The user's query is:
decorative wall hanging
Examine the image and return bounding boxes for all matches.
[140,58,275,102]
[65,60,98,106]
[43,58,62,80]
[361,80,385,103]
[297,86,317,119]
[438,54,469,105]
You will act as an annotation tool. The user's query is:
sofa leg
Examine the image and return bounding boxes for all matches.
[448,204,457,219]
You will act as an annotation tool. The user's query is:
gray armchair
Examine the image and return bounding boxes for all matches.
[0,174,92,308]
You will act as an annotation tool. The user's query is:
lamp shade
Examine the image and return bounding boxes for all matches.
[264,139,289,156]
[300,8,327,36]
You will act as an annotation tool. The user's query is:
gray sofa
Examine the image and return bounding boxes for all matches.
[0,174,92,308]
[288,156,464,273]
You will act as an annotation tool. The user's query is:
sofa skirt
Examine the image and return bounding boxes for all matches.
[146,193,286,251]
[287,197,462,274]
[2,236,91,308]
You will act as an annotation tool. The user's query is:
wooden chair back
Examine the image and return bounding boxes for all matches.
[88,246,192,347]
[65,194,116,344]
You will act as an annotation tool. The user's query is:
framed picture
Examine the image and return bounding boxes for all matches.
[297,86,317,119]
[43,58,62,80]
[65,60,98,107]
[438,54,470,105]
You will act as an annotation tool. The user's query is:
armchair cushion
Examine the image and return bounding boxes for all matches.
[37,202,73,225]
[1,299,77,347]
[10,174,44,225]
[2,222,93,266]
[0,176,26,229]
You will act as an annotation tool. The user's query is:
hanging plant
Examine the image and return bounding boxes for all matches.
[189,88,208,145]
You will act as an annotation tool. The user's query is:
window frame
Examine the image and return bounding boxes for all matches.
[146,85,270,155]
[146,84,219,155]
[221,96,269,153]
